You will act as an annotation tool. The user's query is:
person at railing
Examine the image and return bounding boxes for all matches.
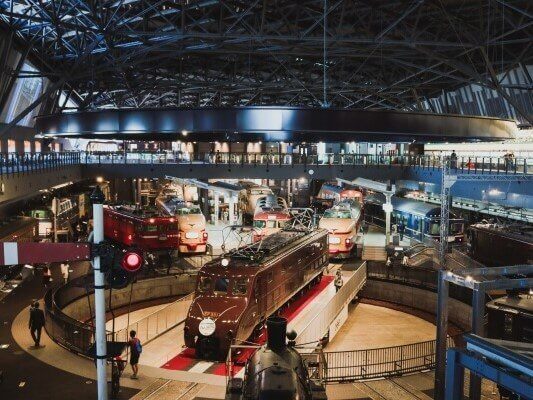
[398,221,405,241]
[29,301,45,347]
[450,151,458,169]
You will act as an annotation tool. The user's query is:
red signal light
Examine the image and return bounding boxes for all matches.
[121,251,143,273]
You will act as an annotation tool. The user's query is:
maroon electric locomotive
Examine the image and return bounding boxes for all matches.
[184,228,329,360]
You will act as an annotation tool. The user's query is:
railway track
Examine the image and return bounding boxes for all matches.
[130,379,205,400]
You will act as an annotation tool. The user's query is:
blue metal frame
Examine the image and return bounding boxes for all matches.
[445,348,533,400]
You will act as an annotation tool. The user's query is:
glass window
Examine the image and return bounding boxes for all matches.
[266,220,277,228]
[198,276,212,292]
[429,222,440,235]
[214,277,229,294]
[278,220,289,228]
[451,222,463,234]
[233,278,248,295]
[24,140,31,153]
[35,141,41,153]
[144,225,158,232]
[323,210,352,219]
[7,140,16,153]
[253,220,266,228]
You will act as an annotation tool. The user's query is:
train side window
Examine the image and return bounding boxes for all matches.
[198,276,212,292]
[214,277,229,294]
[233,278,248,296]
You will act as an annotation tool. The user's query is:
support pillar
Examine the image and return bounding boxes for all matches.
[435,271,449,400]
[213,192,220,226]
[383,193,393,245]
[228,195,237,225]
[90,187,108,400]
[469,287,485,400]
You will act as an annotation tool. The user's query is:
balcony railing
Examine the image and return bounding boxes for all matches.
[0,151,531,176]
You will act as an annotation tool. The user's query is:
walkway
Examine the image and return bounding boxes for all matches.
[0,262,138,400]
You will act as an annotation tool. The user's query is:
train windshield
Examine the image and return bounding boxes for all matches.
[198,276,212,292]
[214,277,229,294]
[176,208,202,215]
[232,278,248,296]
[323,210,351,219]
[451,222,463,234]
[429,222,440,235]
[253,220,266,228]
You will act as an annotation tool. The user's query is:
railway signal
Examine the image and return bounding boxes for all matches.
[121,251,143,273]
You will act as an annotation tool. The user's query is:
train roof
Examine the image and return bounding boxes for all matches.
[201,229,327,274]
[0,216,37,239]
[486,295,533,316]
[365,193,460,219]
[469,223,533,244]
[105,205,171,221]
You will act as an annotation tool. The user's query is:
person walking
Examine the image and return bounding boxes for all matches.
[128,330,142,379]
[42,265,52,288]
[29,301,45,347]
[397,221,406,241]
[60,262,70,285]
[450,150,458,169]
[334,270,343,293]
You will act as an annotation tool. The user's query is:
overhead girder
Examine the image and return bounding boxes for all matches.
[0,0,530,114]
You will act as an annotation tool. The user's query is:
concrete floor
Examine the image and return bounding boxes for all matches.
[326,302,436,352]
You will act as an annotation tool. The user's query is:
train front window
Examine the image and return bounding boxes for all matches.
[451,223,463,234]
[214,277,229,294]
[323,210,351,219]
[144,225,158,232]
[198,276,212,292]
[429,222,440,235]
[233,278,248,296]
[253,220,266,228]
[266,220,277,228]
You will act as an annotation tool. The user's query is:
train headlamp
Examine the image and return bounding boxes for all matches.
[199,318,216,336]
[221,258,229,267]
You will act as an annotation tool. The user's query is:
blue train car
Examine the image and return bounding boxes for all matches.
[364,194,465,243]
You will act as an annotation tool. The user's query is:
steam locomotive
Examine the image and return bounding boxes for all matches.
[226,316,327,400]
[184,228,329,360]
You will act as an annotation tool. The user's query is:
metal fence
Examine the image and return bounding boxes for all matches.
[112,293,193,345]
[296,263,367,349]
[320,336,456,383]
[0,152,80,177]
[81,151,532,174]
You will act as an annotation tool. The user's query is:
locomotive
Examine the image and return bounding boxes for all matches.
[238,182,275,225]
[486,293,532,343]
[252,195,290,242]
[319,199,363,258]
[226,316,327,400]
[364,193,465,243]
[184,228,329,360]
[103,204,180,252]
[156,195,208,254]
[467,222,533,267]
[316,183,364,204]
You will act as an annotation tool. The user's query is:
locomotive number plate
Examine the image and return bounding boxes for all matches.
[329,237,341,244]
[186,231,199,239]
[159,235,167,240]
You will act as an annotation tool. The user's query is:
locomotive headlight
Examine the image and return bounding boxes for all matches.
[199,318,216,336]
[221,258,229,267]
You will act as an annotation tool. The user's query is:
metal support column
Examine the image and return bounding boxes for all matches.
[228,195,237,225]
[435,157,456,400]
[469,287,486,400]
[213,192,220,226]
[90,187,108,400]
[383,193,393,245]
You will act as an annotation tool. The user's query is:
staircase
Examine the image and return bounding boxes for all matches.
[362,245,387,261]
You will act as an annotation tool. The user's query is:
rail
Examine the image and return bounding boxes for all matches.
[44,273,195,357]
[296,263,367,349]
[319,336,457,383]
[0,151,531,177]
[112,293,193,345]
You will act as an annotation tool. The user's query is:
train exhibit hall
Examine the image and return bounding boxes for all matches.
[0,1,532,400]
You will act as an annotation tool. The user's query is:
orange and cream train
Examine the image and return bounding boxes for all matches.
[156,196,208,254]
[318,199,363,258]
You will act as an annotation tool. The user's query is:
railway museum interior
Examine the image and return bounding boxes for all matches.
[0,2,532,400]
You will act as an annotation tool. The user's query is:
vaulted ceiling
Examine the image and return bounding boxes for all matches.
[0,0,531,116]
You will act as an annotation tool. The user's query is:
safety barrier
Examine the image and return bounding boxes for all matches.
[44,273,195,357]
[112,293,193,345]
[320,336,456,382]
[296,263,367,349]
